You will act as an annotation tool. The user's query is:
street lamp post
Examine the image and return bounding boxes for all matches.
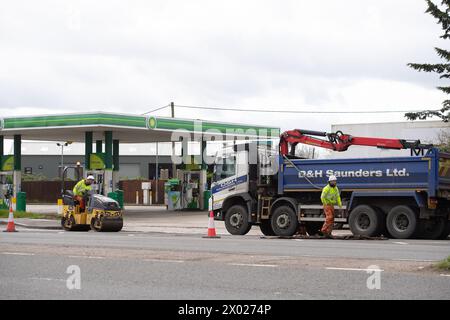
[57,141,72,194]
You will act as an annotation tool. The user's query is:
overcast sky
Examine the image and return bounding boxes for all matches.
[1,0,449,133]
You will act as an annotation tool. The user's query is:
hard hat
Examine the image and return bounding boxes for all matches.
[86,175,95,180]
[328,175,337,182]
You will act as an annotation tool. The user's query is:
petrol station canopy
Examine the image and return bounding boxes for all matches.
[0,112,280,143]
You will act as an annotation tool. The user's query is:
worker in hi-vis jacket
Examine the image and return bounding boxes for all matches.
[320,175,342,238]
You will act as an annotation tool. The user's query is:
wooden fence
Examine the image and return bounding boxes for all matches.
[22,180,166,204]
[22,181,77,203]
[119,180,166,205]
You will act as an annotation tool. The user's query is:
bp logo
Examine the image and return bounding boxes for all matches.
[148,117,157,129]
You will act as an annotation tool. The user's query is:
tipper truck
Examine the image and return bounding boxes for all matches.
[210,129,450,239]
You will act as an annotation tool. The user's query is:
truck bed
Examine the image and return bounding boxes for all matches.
[278,148,450,198]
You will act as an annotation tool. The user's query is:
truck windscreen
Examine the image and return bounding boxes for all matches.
[214,155,236,180]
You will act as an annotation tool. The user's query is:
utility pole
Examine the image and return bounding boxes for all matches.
[171,101,177,178]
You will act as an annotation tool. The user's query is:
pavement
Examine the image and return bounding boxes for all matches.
[3,204,354,236]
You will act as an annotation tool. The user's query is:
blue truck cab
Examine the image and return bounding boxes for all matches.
[211,144,450,239]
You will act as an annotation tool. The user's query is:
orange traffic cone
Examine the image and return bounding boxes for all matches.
[3,204,17,232]
[203,211,221,238]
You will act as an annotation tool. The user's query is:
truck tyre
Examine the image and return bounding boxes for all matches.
[438,221,450,240]
[224,205,252,235]
[386,206,418,239]
[259,220,276,236]
[305,222,323,236]
[271,205,298,237]
[418,218,446,240]
[349,205,382,237]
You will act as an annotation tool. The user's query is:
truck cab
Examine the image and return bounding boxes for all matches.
[210,143,278,235]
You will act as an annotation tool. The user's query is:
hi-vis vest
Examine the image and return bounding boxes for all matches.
[73,179,92,196]
[321,184,342,206]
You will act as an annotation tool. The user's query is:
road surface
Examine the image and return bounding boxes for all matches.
[1,229,449,299]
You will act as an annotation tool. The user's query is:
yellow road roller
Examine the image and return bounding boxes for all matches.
[60,165,123,232]
[61,191,123,232]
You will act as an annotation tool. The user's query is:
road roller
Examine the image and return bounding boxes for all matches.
[61,191,123,232]
[60,164,123,232]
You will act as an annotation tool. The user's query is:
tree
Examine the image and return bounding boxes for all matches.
[407,0,450,122]
[295,145,317,159]
[436,129,450,151]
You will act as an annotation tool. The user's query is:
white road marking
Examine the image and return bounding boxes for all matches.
[1,252,35,256]
[395,258,438,262]
[144,259,185,263]
[68,255,105,259]
[326,267,384,272]
[440,274,450,277]
[294,239,304,242]
[229,263,278,268]
[393,242,409,245]
[30,277,65,282]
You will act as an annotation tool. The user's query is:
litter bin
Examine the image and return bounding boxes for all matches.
[16,191,26,212]
[115,190,124,209]
[203,190,211,211]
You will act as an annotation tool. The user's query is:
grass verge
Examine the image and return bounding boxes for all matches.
[435,256,450,271]
[0,209,58,220]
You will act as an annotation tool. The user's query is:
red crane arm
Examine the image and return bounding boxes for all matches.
[279,129,431,156]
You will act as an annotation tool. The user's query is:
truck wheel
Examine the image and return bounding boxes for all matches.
[349,205,382,237]
[438,221,450,240]
[305,222,323,236]
[259,220,276,236]
[224,205,252,235]
[418,218,446,240]
[386,206,418,239]
[271,205,298,237]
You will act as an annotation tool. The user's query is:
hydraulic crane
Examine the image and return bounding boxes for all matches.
[279,129,433,156]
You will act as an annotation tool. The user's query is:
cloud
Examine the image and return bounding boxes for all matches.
[0,0,448,132]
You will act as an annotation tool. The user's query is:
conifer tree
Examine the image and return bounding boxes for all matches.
[407,0,450,122]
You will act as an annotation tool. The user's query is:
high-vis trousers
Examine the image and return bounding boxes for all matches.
[321,205,335,235]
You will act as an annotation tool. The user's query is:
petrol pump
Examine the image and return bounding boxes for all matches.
[177,169,207,210]
[88,152,109,195]
[0,155,14,209]
[87,170,106,195]
[0,172,13,209]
